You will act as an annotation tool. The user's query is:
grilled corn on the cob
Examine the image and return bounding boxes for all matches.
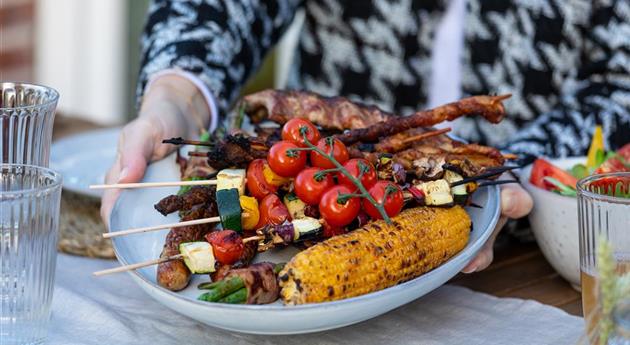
[278,206,471,304]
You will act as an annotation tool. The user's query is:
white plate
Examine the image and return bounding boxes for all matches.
[51,127,120,198]
[110,154,500,334]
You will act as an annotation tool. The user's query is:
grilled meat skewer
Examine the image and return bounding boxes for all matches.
[336,94,510,145]
[242,89,509,142]
[243,89,391,131]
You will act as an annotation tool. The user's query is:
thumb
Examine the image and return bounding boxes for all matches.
[100,120,156,226]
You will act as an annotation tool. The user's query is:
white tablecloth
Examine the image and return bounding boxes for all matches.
[48,254,584,345]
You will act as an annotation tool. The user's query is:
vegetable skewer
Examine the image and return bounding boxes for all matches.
[103,213,250,238]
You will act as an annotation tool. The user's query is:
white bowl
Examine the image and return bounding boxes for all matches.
[520,157,584,288]
[109,153,501,334]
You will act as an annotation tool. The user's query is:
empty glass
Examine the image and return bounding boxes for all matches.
[578,172,630,343]
[0,164,62,345]
[0,82,59,167]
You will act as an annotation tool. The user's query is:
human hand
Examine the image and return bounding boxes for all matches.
[461,180,533,273]
[100,75,210,227]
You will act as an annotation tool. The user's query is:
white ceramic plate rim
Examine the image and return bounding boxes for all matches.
[50,127,120,198]
[110,184,500,311]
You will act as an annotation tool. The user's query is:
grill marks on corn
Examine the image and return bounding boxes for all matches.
[279,206,471,304]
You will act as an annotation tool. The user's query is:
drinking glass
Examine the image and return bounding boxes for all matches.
[0,82,59,167]
[0,164,62,345]
[578,172,630,341]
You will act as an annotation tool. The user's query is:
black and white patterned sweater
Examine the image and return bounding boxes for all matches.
[138,0,630,157]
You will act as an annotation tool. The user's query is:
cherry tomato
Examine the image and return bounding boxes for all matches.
[337,158,378,190]
[246,159,277,200]
[205,230,244,265]
[294,167,335,205]
[310,137,349,169]
[362,181,404,219]
[267,141,307,177]
[319,185,360,227]
[256,194,291,228]
[281,118,321,147]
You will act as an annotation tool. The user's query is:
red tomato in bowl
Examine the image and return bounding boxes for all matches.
[595,158,630,174]
[529,158,578,191]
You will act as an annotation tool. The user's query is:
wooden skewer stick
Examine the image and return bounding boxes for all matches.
[243,235,265,244]
[103,213,250,239]
[401,127,452,144]
[89,179,218,190]
[93,254,184,276]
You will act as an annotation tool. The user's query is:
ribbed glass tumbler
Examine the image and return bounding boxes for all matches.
[0,83,59,167]
[0,164,62,345]
[578,172,630,342]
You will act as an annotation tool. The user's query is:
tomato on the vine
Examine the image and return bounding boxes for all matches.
[337,158,378,190]
[310,137,349,169]
[205,230,244,265]
[294,167,335,205]
[362,181,404,219]
[319,185,360,227]
[267,140,307,177]
[256,194,291,228]
[246,159,277,200]
[281,118,321,147]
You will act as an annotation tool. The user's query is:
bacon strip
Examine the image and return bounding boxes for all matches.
[224,262,280,304]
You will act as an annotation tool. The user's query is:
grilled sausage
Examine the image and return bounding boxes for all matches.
[156,203,217,291]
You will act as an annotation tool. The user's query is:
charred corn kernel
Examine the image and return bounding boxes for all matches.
[263,164,291,187]
[278,206,471,304]
[587,125,603,169]
[239,196,259,230]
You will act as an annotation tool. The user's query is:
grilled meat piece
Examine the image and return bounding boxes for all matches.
[225,262,280,304]
[206,134,268,169]
[374,127,451,153]
[393,141,505,179]
[336,94,510,145]
[243,89,391,130]
[154,186,216,216]
[157,203,218,291]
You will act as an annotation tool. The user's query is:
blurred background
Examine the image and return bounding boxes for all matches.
[0,0,301,125]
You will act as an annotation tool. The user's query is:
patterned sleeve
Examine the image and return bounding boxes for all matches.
[505,1,630,158]
[137,0,302,115]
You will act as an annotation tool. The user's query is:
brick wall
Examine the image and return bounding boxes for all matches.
[0,0,35,82]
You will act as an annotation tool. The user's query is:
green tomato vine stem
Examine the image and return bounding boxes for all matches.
[289,126,393,224]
